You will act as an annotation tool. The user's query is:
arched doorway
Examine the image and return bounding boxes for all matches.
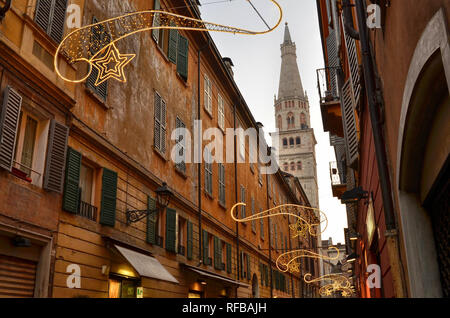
[396,9,450,298]
[251,274,259,298]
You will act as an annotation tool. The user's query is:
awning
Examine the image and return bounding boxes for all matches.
[114,245,179,284]
[183,264,249,288]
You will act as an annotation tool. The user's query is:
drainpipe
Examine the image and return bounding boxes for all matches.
[266,147,273,298]
[342,0,360,40]
[0,0,12,23]
[197,40,210,264]
[353,0,406,297]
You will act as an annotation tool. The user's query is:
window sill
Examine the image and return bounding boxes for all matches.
[204,190,214,200]
[175,166,188,179]
[153,146,168,161]
[204,106,213,119]
[176,72,189,87]
[85,87,109,110]
[11,168,32,183]
[218,201,226,210]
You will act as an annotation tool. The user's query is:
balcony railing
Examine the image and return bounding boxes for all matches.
[317,67,341,104]
[78,201,97,221]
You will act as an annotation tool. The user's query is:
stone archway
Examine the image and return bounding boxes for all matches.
[396,8,450,298]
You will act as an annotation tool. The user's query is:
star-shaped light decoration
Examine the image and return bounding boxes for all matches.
[90,43,135,86]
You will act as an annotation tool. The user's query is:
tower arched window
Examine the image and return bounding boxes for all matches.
[300,113,308,129]
[289,138,294,147]
[277,115,283,130]
[287,113,295,129]
[296,137,301,145]
[283,138,288,148]
[297,161,302,170]
[290,162,295,171]
[283,163,289,171]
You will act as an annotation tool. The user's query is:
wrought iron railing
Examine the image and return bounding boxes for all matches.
[78,201,97,221]
[317,67,341,104]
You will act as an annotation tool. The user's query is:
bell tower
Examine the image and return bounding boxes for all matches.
[273,23,319,210]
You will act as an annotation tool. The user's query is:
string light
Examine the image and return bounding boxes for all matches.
[54,0,283,86]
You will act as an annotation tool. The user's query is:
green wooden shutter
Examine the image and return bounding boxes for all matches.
[146,196,157,244]
[0,86,22,172]
[246,253,251,280]
[259,264,263,287]
[44,119,69,193]
[62,148,81,213]
[214,236,220,269]
[168,23,178,64]
[176,35,188,80]
[165,208,176,252]
[264,266,268,286]
[226,243,231,273]
[202,230,208,265]
[152,0,161,42]
[100,168,118,227]
[187,221,193,260]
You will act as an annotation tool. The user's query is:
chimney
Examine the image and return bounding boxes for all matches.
[222,57,234,77]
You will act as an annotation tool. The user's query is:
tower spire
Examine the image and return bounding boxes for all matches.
[278,22,305,100]
[283,22,292,44]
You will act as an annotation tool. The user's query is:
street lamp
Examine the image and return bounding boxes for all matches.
[126,182,173,224]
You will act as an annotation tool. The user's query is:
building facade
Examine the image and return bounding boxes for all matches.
[0,0,319,298]
[316,0,450,298]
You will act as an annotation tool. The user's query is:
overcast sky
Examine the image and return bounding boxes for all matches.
[199,0,347,244]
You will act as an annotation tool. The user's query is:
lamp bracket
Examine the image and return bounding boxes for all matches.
[126,207,159,224]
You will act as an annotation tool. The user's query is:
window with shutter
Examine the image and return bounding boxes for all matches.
[146,196,157,244]
[341,79,359,168]
[226,243,232,273]
[44,119,69,193]
[240,186,246,218]
[152,0,161,43]
[86,17,110,100]
[62,147,81,214]
[251,198,256,233]
[34,0,68,43]
[187,221,193,260]
[175,117,186,173]
[177,35,189,80]
[218,94,225,130]
[154,92,167,154]
[0,86,22,172]
[246,253,251,280]
[204,75,212,115]
[165,208,177,253]
[204,148,213,195]
[342,15,361,106]
[214,236,222,270]
[202,230,209,265]
[99,168,118,227]
[168,23,178,64]
[260,208,264,239]
[218,163,225,206]
[326,28,339,98]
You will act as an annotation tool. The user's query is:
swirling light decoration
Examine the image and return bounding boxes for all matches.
[275,246,340,273]
[54,0,283,86]
[304,273,355,297]
[230,203,328,239]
